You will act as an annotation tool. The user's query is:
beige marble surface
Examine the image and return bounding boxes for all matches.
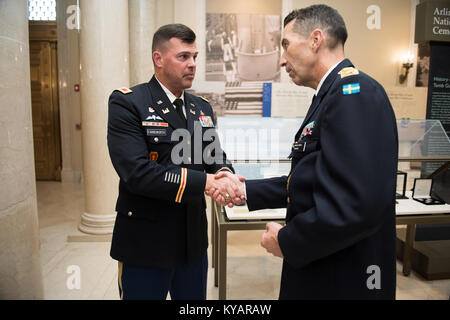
[37,181,450,300]
[129,0,156,86]
[78,0,129,234]
[0,0,44,299]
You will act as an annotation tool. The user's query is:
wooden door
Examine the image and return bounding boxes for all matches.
[29,22,61,180]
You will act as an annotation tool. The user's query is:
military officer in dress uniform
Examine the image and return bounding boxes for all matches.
[215,5,398,299]
[107,24,243,300]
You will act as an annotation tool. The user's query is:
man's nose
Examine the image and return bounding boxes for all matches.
[188,57,196,68]
[280,53,287,67]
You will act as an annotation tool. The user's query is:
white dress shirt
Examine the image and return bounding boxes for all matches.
[315,60,342,96]
[155,76,186,117]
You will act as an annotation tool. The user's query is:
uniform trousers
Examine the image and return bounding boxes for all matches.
[118,252,208,300]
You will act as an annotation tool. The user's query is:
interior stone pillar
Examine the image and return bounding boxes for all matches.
[78,0,129,235]
[57,0,75,182]
[173,0,206,81]
[280,0,292,84]
[0,0,44,299]
[129,0,156,86]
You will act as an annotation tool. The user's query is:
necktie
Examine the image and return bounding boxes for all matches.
[173,98,186,125]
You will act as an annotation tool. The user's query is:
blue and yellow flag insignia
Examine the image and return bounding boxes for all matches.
[342,83,360,95]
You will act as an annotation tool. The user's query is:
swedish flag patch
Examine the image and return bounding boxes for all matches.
[342,83,360,95]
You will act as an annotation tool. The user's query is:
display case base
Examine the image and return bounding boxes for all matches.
[397,229,450,280]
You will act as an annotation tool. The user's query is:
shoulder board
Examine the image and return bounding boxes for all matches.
[115,87,133,94]
[198,96,209,103]
[338,67,359,79]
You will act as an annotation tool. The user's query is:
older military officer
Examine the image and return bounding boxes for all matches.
[215,5,398,299]
[107,24,243,300]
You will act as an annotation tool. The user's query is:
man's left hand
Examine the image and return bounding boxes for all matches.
[261,222,284,258]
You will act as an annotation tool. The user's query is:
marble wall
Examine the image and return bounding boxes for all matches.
[0,0,44,299]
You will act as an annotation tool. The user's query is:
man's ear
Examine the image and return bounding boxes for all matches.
[310,29,324,53]
[153,51,163,68]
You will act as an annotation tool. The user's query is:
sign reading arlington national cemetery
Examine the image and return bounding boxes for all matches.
[415,0,450,43]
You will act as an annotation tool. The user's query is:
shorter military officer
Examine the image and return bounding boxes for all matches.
[107,24,244,300]
[214,5,398,300]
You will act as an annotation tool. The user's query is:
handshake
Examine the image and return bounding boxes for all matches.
[204,169,284,258]
[205,171,246,207]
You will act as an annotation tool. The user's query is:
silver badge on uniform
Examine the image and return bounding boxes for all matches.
[146,115,163,121]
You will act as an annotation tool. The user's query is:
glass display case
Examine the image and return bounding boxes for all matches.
[211,118,450,291]
[216,117,450,201]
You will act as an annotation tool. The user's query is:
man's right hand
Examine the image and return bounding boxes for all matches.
[205,172,246,207]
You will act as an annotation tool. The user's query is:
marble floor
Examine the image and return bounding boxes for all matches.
[36,181,450,300]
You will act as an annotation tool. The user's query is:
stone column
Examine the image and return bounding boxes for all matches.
[0,0,44,299]
[57,0,83,183]
[129,0,156,86]
[78,0,129,235]
[173,0,206,81]
[280,0,292,84]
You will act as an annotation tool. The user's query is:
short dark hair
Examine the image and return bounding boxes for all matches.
[284,5,348,49]
[152,23,196,52]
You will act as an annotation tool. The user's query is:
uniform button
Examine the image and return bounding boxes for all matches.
[187,140,190,145]
[210,137,214,142]
[128,211,133,217]
[154,137,159,142]
[188,156,191,163]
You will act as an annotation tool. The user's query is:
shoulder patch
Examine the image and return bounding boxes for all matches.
[338,67,359,79]
[342,83,360,95]
[115,87,133,94]
[198,96,209,103]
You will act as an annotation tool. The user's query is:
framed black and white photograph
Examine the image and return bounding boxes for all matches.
[205,13,281,116]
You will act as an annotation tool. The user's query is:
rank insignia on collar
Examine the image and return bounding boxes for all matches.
[342,83,360,95]
[115,87,132,94]
[162,108,170,114]
[338,67,359,78]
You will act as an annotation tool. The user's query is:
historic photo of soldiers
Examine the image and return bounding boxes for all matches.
[205,13,281,116]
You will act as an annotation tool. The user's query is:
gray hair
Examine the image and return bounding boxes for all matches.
[284,5,348,49]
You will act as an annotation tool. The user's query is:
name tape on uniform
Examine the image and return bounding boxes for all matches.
[147,128,167,136]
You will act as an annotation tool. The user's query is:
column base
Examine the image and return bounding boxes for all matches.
[78,212,116,235]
